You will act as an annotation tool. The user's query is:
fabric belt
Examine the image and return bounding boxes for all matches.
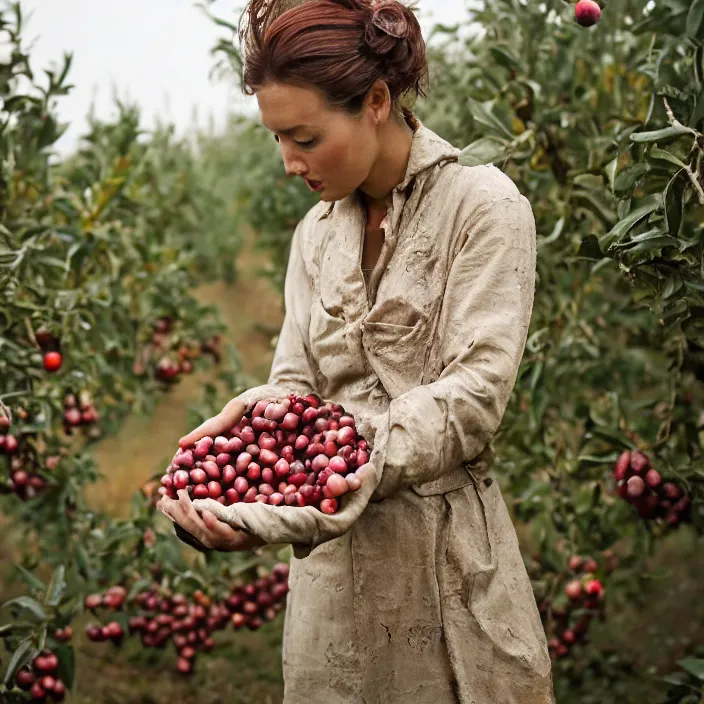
[412,445,495,497]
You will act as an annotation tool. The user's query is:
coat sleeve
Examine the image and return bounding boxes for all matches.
[358,190,537,499]
[236,221,318,408]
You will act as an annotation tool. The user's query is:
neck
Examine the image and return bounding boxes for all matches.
[359,116,414,210]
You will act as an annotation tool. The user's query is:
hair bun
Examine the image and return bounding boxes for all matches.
[364,1,410,56]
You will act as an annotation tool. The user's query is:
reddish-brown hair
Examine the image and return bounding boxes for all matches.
[240,0,428,114]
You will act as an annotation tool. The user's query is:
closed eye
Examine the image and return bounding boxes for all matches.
[273,134,317,148]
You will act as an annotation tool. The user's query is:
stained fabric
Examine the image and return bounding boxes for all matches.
[199,122,554,703]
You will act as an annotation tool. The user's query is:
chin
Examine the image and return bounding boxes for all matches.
[320,185,356,203]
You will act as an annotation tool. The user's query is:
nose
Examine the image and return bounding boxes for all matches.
[280,143,307,177]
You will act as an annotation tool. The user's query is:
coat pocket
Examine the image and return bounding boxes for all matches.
[362,304,429,398]
[308,300,366,389]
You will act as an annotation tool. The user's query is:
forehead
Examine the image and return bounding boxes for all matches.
[256,82,334,132]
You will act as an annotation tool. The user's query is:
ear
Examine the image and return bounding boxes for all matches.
[363,80,392,126]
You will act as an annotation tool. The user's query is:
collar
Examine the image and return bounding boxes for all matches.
[316,123,461,222]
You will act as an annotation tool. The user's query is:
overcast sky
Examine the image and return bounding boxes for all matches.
[20,0,470,155]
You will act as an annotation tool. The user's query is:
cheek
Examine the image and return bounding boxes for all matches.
[317,134,372,183]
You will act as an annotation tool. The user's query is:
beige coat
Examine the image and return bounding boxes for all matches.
[235,124,554,703]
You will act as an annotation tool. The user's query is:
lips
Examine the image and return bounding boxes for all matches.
[303,178,324,192]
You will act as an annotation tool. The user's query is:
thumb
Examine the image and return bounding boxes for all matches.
[178,398,246,449]
[191,497,230,521]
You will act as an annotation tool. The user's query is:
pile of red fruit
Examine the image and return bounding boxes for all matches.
[84,564,288,675]
[160,394,369,515]
[613,450,690,527]
[63,390,101,437]
[539,552,613,661]
[13,649,67,701]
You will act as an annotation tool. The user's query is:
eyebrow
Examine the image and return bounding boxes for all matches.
[266,124,305,135]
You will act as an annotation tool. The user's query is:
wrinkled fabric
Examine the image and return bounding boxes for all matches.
[231,123,554,703]
[192,463,379,552]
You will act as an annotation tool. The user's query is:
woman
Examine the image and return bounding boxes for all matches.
[159,0,555,701]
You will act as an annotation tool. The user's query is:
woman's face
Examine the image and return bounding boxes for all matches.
[256,82,381,202]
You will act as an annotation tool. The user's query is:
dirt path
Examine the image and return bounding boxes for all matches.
[86,235,283,517]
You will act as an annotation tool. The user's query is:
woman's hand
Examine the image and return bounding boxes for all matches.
[158,490,265,552]
[178,397,247,450]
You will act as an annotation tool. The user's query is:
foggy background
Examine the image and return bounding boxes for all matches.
[22,0,470,154]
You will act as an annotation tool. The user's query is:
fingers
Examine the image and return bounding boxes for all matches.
[220,398,247,427]
[201,510,238,541]
[201,509,263,551]
[156,497,177,522]
[178,415,222,449]
[178,399,246,449]
[163,490,212,546]
[192,498,228,521]
[159,493,261,552]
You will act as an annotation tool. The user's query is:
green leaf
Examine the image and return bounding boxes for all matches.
[605,158,619,193]
[466,98,515,140]
[13,564,45,593]
[528,360,544,393]
[538,217,565,246]
[661,672,690,686]
[573,174,605,191]
[0,624,31,638]
[54,644,75,689]
[3,638,33,687]
[664,171,686,237]
[686,0,704,38]
[630,124,693,143]
[650,147,688,169]
[572,189,617,225]
[2,596,47,622]
[577,234,605,260]
[35,255,69,271]
[600,196,661,250]
[74,546,92,582]
[459,137,507,166]
[678,657,704,681]
[627,234,680,255]
[489,46,523,72]
[662,274,684,299]
[613,162,649,194]
[45,565,66,608]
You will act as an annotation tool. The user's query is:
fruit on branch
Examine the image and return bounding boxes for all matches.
[63,390,100,435]
[84,564,289,675]
[2,439,50,500]
[612,450,690,527]
[534,551,612,661]
[574,0,601,27]
[14,650,67,701]
[42,351,63,372]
